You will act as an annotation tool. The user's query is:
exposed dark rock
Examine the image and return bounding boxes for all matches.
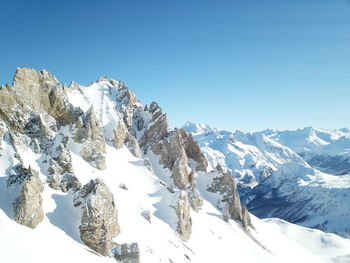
[8,164,44,228]
[207,165,245,224]
[73,178,120,256]
[113,243,140,263]
[187,183,203,212]
[179,129,208,172]
[112,118,128,149]
[125,133,142,158]
[73,107,107,170]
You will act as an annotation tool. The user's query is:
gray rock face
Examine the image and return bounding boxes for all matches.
[112,118,128,149]
[116,85,141,128]
[171,155,192,189]
[138,102,169,150]
[23,114,54,153]
[175,192,192,242]
[8,165,44,229]
[74,107,107,170]
[47,136,81,192]
[125,133,142,158]
[187,184,203,212]
[222,202,230,222]
[241,206,252,228]
[73,179,119,256]
[207,165,244,223]
[12,67,82,127]
[113,243,140,263]
[179,129,208,172]
[158,129,193,189]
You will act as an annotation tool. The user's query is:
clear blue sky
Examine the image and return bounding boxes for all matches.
[1,0,349,132]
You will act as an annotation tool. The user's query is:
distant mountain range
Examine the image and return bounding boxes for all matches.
[183,122,350,238]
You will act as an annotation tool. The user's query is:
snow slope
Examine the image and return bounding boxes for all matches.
[2,141,350,263]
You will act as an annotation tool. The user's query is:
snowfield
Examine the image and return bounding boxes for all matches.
[1,143,350,262]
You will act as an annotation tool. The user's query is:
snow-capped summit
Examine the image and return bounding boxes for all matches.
[182,121,215,136]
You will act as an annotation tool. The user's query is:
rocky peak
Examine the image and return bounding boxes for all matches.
[73,106,107,170]
[74,178,120,256]
[7,164,44,229]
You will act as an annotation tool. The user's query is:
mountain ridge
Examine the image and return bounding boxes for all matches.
[0,68,350,263]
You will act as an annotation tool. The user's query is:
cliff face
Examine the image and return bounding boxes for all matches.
[0,67,253,261]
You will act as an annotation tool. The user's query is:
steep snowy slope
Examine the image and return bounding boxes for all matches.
[2,143,344,263]
[183,122,350,238]
[1,68,350,263]
[263,127,350,175]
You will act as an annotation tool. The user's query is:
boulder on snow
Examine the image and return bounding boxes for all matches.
[8,164,44,229]
[113,243,140,263]
[73,178,120,256]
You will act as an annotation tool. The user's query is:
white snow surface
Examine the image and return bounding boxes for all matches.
[2,142,350,263]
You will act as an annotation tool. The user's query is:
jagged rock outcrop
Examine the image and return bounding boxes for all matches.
[73,107,107,170]
[187,183,203,212]
[222,202,230,222]
[241,206,252,228]
[112,118,128,149]
[12,67,82,127]
[156,129,193,189]
[175,192,192,242]
[179,129,208,172]
[47,136,81,192]
[7,164,44,228]
[0,84,31,132]
[73,179,119,256]
[125,133,142,158]
[207,165,245,224]
[116,85,142,128]
[113,243,141,263]
[137,102,169,150]
[23,114,55,153]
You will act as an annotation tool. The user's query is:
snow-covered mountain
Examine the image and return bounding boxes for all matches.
[263,127,350,175]
[1,68,350,263]
[183,122,350,238]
